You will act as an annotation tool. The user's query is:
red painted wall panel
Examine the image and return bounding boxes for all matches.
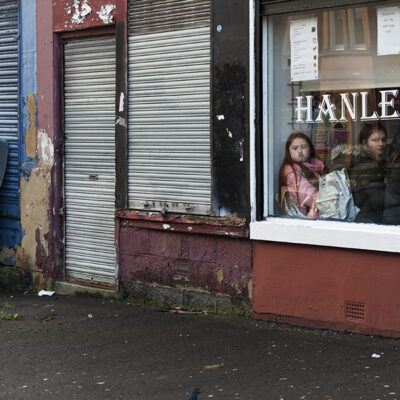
[118,223,252,300]
[53,0,120,32]
[253,241,400,337]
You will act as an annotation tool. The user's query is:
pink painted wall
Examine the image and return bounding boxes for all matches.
[53,0,119,32]
[37,0,54,135]
[253,241,400,337]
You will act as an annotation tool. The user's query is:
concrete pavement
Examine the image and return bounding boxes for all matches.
[0,292,399,400]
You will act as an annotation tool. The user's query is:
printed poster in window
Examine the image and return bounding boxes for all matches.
[312,128,330,151]
[331,129,349,147]
[290,18,319,82]
[377,6,400,56]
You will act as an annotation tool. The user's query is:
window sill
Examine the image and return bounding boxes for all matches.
[250,218,400,253]
[116,209,248,238]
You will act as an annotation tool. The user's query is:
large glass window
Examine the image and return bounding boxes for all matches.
[264,1,400,226]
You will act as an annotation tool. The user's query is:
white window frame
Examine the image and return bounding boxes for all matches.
[249,1,400,254]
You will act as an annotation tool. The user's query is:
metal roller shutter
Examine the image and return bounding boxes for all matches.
[64,36,116,286]
[128,0,211,215]
[0,0,19,217]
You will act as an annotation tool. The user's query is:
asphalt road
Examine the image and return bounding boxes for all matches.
[0,292,399,400]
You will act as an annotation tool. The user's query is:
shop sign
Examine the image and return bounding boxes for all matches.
[296,90,400,123]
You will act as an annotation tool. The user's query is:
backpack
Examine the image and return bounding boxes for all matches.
[316,168,359,222]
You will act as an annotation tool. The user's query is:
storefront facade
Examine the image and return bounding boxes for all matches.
[251,0,400,336]
[11,0,400,336]
[34,0,252,313]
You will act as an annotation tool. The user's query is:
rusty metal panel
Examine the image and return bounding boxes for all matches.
[64,36,116,286]
[0,0,19,217]
[128,1,211,215]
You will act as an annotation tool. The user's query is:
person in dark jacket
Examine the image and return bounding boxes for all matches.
[330,123,387,224]
[383,130,400,225]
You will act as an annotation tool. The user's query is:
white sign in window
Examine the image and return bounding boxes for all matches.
[290,18,319,82]
[377,6,400,56]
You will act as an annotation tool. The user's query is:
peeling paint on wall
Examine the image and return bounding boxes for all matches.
[247,278,253,301]
[25,94,37,159]
[119,92,125,112]
[71,0,92,25]
[216,267,224,284]
[18,167,51,272]
[37,129,54,166]
[0,247,17,266]
[97,4,116,24]
[116,116,126,127]
[231,281,241,294]
[19,123,53,274]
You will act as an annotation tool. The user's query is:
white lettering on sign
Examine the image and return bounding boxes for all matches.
[315,94,337,123]
[295,90,400,123]
[340,93,358,122]
[295,96,314,123]
[379,89,399,119]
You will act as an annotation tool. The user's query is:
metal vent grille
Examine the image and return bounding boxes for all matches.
[345,301,365,321]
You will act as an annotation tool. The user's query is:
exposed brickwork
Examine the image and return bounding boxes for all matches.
[118,221,252,301]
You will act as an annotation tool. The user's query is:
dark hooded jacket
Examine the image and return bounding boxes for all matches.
[330,144,386,224]
[383,141,400,225]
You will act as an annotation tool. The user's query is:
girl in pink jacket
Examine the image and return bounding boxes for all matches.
[278,132,328,218]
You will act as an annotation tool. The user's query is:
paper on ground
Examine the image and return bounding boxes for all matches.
[38,290,55,297]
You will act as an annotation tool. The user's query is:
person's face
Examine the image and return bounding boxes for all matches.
[364,130,387,159]
[289,138,311,163]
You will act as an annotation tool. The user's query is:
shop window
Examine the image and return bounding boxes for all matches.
[263,1,400,227]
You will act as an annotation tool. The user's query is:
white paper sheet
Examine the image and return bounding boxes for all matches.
[377,6,400,56]
[290,18,319,82]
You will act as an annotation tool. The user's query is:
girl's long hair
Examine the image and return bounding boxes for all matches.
[278,132,327,206]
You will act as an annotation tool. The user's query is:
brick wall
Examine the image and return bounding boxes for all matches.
[118,224,252,300]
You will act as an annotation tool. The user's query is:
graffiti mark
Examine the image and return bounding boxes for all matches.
[226,128,233,138]
[97,4,116,24]
[217,115,225,120]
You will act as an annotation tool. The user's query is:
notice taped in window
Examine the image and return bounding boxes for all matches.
[377,6,400,56]
[290,18,319,82]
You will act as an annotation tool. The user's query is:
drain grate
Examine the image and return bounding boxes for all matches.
[345,301,365,321]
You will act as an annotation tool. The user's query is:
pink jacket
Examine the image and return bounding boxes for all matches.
[284,158,325,218]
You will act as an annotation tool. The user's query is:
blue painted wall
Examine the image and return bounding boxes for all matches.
[0,0,37,264]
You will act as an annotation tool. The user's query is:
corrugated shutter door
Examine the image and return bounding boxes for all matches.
[0,1,19,217]
[64,36,116,286]
[128,0,211,215]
